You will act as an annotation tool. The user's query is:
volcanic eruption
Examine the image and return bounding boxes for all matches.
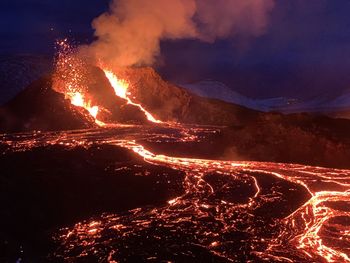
[1,1,350,262]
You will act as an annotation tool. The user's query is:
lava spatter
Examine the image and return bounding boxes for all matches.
[53,40,104,125]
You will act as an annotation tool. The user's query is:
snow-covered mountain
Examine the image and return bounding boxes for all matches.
[1,56,350,120]
[180,80,299,112]
[180,80,350,119]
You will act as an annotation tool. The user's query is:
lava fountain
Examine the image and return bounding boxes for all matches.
[53,40,103,125]
[53,40,162,126]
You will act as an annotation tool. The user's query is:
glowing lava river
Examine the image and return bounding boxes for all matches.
[1,123,349,263]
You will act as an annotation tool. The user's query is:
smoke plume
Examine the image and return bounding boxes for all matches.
[84,0,275,68]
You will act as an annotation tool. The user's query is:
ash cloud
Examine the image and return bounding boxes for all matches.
[82,0,275,68]
[195,0,275,41]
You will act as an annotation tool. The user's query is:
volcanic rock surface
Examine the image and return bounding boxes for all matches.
[2,66,350,168]
[0,142,184,261]
[115,67,260,126]
[1,66,350,262]
[61,66,149,124]
[0,67,150,132]
[0,76,95,132]
[113,67,350,168]
[1,127,349,262]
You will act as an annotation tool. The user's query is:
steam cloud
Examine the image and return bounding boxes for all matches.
[84,0,275,68]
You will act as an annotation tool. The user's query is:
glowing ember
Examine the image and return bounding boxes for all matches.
[103,69,162,124]
[53,40,104,126]
[53,40,162,126]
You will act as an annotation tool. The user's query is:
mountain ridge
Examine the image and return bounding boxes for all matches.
[1,66,350,168]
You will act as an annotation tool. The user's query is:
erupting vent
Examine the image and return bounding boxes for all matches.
[53,40,162,126]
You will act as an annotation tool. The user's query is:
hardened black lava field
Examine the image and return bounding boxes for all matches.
[1,124,349,262]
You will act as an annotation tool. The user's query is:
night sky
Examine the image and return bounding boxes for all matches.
[1,0,350,99]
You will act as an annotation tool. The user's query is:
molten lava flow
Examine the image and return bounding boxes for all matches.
[7,43,350,259]
[103,69,162,124]
[65,91,104,126]
[89,141,350,262]
[53,40,163,126]
[2,126,350,262]
[69,92,99,120]
[103,71,128,99]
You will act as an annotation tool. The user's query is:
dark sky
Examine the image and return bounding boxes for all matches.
[0,0,109,53]
[1,0,350,98]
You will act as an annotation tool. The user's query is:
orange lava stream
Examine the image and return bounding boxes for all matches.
[103,69,162,124]
[67,91,105,126]
[70,93,98,118]
[42,39,346,261]
[2,128,350,262]
[119,141,350,262]
[292,191,350,262]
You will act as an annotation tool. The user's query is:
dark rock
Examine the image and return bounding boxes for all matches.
[115,67,260,126]
[0,144,184,261]
[0,76,95,133]
[2,65,350,168]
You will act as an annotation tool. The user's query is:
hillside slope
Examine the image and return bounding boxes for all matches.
[1,66,350,168]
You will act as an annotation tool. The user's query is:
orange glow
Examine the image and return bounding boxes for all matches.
[102,69,162,124]
[3,127,350,262]
[54,40,163,126]
[65,90,105,126]
[103,70,129,99]
[53,40,104,126]
[45,41,350,263]
[69,92,99,119]
[118,140,350,263]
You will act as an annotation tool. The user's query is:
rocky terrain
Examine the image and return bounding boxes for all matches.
[0,76,95,132]
[113,67,350,168]
[0,139,184,261]
[1,66,350,262]
[1,66,350,168]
